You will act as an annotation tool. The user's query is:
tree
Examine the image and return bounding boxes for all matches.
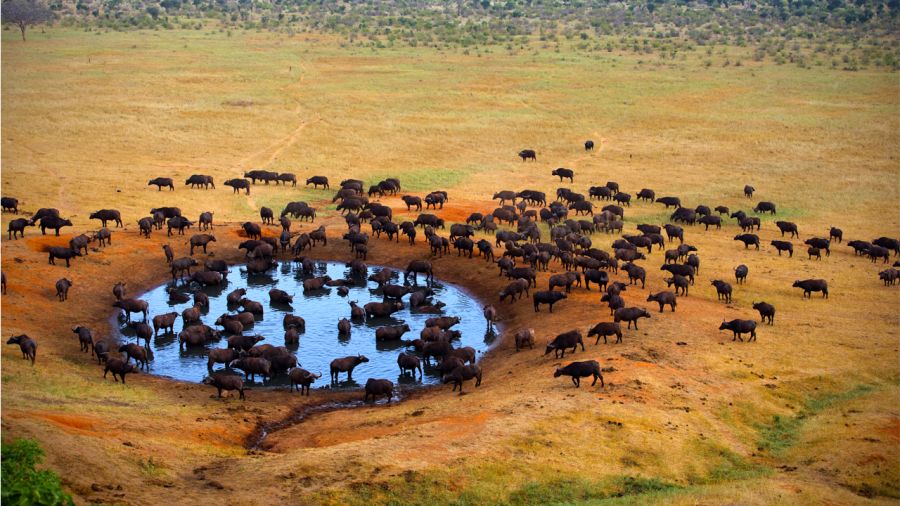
[2,0,54,41]
[2,0,53,41]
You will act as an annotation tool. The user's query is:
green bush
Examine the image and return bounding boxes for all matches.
[1,439,74,506]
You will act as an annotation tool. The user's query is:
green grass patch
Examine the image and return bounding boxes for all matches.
[368,166,476,193]
[1,439,74,506]
[757,384,876,456]
[505,475,682,505]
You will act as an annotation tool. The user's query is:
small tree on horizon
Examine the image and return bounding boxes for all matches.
[2,0,54,41]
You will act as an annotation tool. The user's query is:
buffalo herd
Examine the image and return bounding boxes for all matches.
[1,142,896,403]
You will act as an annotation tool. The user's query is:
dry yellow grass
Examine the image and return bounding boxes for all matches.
[1,27,898,504]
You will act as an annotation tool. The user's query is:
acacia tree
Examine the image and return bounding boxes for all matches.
[2,0,53,41]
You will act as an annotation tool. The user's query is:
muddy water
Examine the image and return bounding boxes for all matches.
[114,261,494,388]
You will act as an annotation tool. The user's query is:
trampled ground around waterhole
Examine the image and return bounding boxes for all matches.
[1,27,899,505]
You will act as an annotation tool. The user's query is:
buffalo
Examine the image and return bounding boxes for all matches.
[544,330,585,358]
[203,374,245,400]
[518,149,536,161]
[646,291,676,312]
[554,360,603,388]
[734,234,760,250]
[614,307,651,329]
[148,177,174,191]
[330,354,369,383]
[90,209,123,228]
[711,280,733,303]
[588,322,622,344]
[719,319,757,342]
[533,291,567,313]
[752,301,776,324]
[364,378,394,402]
[7,335,37,365]
[734,264,749,284]
[793,279,828,299]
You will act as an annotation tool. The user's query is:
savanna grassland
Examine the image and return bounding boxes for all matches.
[2,25,899,505]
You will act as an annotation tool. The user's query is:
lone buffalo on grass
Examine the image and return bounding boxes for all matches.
[554,360,603,388]
[518,149,536,161]
[719,319,757,342]
[793,279,828,299]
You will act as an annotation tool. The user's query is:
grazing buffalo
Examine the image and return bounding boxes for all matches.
[544,330,585,358]
[518,149,536,162]
[276,172,297,186]
[734,234,760,250]
[244,170,278,184]
[664,275,690,296]
[614,307,651,329]
[699,215,721,230]
[554,360,603,388]
[734,264,749,284]
[646,291,676,312]
[203,374,244,400]
[656,196,681,209]
[771,240,794,257]
[711,280,733,303]
[104,357,138,383]
[1,197,19,214]
[588,322,622,344]
[185,174,215,189]
[719,319,757,342]
[330,354,369,383]
[306,176,329,189]
[70,235,92,256]
[442,365,482,393]
[148,177,174,191]
[752,301,776,324]
[90,209,123,228]
[637,189,655,202]
[533,291,567,313]
[7,335,37,365]
[167,216,194,236]
[364,378,394,402]
[224,178,251,194]
[552,168,574,182]
[793,279,828,299]
[402,195,422,211]
[753,201,776,214]
[7,218,31,239]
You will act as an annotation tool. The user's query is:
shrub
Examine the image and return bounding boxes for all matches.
[1,439,74,506]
